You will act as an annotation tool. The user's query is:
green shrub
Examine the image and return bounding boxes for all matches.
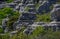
[5,0,13,3]
[0,27,3,33]
[0,7,20,30]
[35,13,51,22]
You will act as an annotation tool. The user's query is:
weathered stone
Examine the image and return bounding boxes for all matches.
[51,4,60,21]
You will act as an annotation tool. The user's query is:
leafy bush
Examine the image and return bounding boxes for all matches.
[5,0,13,3]
[0,27,3,33]
[0,7,12,25]
[0,26,60,39]
[0,7,20,30]
[35,13,51,22]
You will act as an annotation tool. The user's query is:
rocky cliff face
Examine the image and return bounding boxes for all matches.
[51,4,60,21]
[0,0,60,33]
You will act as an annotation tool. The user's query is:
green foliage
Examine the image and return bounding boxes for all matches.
[24,7,30,12]
[39,31,60,39]
[6,11,20,30]
[0,26,60,39]
[0,33,10,39]
[9,26,44,39]
[5,0,13,3]
[32,26,44,36]
[27,26,44,39]
[0,7,13,25]
[10,26,27,39]
[0,7,13,18]
[35,3,40,10]
[35,13,51,22]
[0,7,20,31]
[7,15,19,30]
[0,27,3,33]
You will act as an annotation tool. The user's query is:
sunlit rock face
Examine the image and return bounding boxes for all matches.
[51,4,60,21]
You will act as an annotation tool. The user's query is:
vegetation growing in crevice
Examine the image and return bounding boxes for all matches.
[0,27,4,33]
[0,7,20,30]
[24,7,30,12]
[0,26,60,39]
[5,0,13,3]
[35,3,41,10]
[35,13,51,22]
